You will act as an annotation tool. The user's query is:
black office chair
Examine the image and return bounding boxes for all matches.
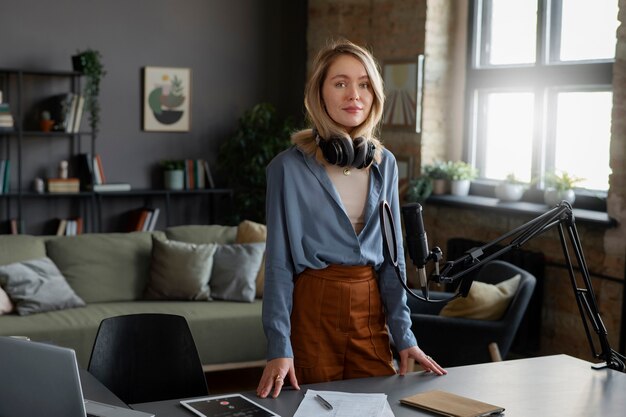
[87,313,208,404]
[407,260,537,367]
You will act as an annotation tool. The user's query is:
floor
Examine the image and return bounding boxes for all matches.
[205,366,264,394]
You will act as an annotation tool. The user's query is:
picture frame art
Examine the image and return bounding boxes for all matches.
[382,56,424,132]
[143,67,191,132]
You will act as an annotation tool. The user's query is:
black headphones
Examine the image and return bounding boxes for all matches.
[313,128,376,169]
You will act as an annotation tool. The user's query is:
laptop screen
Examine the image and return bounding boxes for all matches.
[0,336,87,417]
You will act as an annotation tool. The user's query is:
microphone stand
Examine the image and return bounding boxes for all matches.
[422,200,625,372]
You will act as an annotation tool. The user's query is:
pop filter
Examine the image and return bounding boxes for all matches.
[379,201,457,303]
[379,200,398,268]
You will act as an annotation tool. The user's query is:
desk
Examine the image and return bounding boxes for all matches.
[130,355,626,417]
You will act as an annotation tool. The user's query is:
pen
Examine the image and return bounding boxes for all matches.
[315,394,333,410]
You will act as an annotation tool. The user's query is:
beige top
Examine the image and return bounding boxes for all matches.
[325,164,369,235]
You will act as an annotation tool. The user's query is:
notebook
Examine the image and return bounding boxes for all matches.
[400,390,505,417]
[0,336,154,417]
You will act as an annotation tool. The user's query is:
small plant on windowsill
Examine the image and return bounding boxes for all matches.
[543,170,584,206]
[447,161,478,196]
[423,161,451,195]
[495,172,526,202]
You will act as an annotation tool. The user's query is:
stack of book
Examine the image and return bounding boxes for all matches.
[74,153,131,192]
[56,217,83,236]
[0,160,10,194]
[47,178,80,193]
[183,159,215,190]
[0,102,14,131]
[127,207,160,232]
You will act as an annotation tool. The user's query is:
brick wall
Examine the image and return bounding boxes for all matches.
[307,0,625,361]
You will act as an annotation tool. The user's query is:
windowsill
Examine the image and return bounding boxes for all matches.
[426,194,616,228]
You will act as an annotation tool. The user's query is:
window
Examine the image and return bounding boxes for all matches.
[466,0,618,191]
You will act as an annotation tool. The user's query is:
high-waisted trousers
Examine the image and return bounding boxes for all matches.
[290,264,396,384]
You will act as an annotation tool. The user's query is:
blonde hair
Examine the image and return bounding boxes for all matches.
[292,39,385,164]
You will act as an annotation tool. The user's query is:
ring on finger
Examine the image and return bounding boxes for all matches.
[275,374,283,382]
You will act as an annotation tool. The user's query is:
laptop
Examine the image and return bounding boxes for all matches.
[0,336,154,417]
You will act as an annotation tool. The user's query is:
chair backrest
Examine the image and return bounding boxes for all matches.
[87,313,208,404]
[408,260,537,367]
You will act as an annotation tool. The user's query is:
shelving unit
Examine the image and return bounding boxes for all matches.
[0,67,88,234]
[0,67,232,235]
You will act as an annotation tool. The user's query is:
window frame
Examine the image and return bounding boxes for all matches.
[464,0,615,192]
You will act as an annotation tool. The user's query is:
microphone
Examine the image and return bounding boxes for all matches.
[401,203,429,298]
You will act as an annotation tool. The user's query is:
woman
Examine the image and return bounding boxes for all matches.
[257,40,446,399]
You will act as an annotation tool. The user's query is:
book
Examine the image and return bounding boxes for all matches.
[0,160,5,194]
[203,160,215,188]
[180,394,279,417]
[146,207,160,231]
[2,160,9,193]
[56,219,68,236]
[47,178,80,193]
[71,94,85,133]
[93,154,106,185]
[400,390,505,417]
[74,153,94,191]
[92,183,131,192]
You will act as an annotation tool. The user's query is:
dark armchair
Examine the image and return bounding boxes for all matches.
[407,260,537,367]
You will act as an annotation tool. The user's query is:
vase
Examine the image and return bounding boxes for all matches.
[450,179,471,196]
[544,189,575,207]
[495,183,524,202]
[164,170,184,190]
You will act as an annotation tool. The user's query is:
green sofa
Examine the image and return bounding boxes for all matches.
[0,225,266,370]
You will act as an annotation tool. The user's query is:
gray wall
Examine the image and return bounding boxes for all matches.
[0,0,306,232]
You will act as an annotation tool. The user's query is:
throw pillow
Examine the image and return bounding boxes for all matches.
[439,274,521,321]
[235,220,267,298]
[0,286,14,314]
[211,242,265,302]
[165,224,237,245]
[145,236,217,300]
[0,257,85,316]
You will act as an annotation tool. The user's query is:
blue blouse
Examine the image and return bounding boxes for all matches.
[262,145,417,360]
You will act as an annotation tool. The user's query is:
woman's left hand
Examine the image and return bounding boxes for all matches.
[398,346,447,376]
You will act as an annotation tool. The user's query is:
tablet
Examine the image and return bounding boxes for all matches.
[180,394,280,417]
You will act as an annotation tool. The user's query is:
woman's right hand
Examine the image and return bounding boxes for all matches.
[256,357,300,398]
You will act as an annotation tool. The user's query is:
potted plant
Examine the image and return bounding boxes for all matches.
[160,160,185,190]
[495,173,526,202]
[72,49,106,137]
[405,176,433,203]
[543,170,584,206]
[423,161,451,195]
[447,161,478,196]
[217,103,294,223]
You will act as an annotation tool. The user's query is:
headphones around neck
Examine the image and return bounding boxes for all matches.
[313,128,376,169]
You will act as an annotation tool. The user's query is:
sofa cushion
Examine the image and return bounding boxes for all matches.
[145,236,217,300]
[235,220,267,298]
[165,225,237,245]
[0,301,265,368]
[211,243,265,302]
[0,235,47,266]
[46,232,155,303]
[440,274,521,320]
[0,257,85,316]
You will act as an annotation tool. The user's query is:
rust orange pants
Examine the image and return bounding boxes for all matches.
[290,265,396,384]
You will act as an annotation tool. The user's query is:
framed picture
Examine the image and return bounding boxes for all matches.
[143,67,191,132]
[382,55,424,132]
